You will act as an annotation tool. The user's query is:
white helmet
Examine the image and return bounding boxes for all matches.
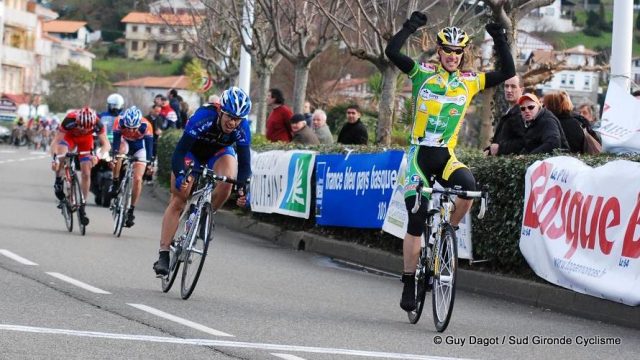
[107,93,125,111]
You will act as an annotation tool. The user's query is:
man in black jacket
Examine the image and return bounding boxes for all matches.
[519,93,567,154]
[337,104,368,145]
[486,75,525,155]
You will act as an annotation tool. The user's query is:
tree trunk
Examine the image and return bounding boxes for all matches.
[479,87,496,148]
[292,62,310,114]
[256,69,272,135]
[377,65,400,146]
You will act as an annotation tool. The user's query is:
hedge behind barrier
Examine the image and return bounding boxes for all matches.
[156,131,640,276]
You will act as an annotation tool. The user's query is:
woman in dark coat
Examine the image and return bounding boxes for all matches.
[542,91,586,154]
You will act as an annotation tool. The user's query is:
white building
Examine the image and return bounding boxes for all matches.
[631,57,640,84]
[518,0,575,33]
[149,0,206,14]
[528,45,601,104]
[482,31,554,67]
[42,20,92,49]
[121,11,200,60]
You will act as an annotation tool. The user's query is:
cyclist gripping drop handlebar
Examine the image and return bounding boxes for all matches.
[384,12,515,312]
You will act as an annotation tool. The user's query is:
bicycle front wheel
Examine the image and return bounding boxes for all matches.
[180,203,214,300]
[113,179,129,237]
[62,199,73,232]
[432,225,457,332]
[72,176,86,236]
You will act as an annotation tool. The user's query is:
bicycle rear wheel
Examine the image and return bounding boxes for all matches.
[432,225,457,332]
[408,243,430,324]
[161,246,181,293]
[180,203,214,300]
[113,178,128,237]
[72,176,86,236]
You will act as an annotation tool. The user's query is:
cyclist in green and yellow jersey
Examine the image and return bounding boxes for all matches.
[385,12,515,312]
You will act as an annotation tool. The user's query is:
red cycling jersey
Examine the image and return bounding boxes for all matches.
[58,114,105,158]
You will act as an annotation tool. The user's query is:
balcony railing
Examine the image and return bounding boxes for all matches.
[4,7,37,30]
[1,46,34,67]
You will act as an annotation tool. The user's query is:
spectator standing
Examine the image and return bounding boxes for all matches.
[303,100,313,127]
[160,96,178,129]
[208,94,221,106]
[290,113,320,145]
[147,104,164,159]
[266,88,293,142]
[311,109,333,144]
[179,100,190,128]
[337,104,368,145]
[485,75,525,155]
[519,93,566,154]
[542,91,588,153]
[168,89,182,128]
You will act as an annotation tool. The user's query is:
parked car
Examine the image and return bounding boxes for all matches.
[0,125,10,144]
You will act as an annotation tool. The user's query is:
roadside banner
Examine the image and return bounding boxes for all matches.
[599,81,640,154]
[520,156,640,305]
[250,150,316,219]
[382,154,474,260]
[315,151,403,228]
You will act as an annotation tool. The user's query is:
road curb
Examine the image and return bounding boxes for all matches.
[151,183,640,330]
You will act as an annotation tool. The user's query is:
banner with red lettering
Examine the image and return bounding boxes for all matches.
[520,157,640,305]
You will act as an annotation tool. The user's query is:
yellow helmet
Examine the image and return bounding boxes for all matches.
[437,26,470,47]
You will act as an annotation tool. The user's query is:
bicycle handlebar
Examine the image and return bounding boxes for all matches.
[183,164,244,186]
[114,154,150,164]
[411,180,489,220]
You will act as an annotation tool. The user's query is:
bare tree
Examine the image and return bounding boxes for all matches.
[257,0,338,114]
[478,0,555,147]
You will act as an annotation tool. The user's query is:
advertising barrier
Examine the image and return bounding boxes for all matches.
[315,151,403,228]
[250,150,316,219]
[600,81,640,154]
[520,156,640,305]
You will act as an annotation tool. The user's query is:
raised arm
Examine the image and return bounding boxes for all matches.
[484,23,516,89]
[385,12,427,74]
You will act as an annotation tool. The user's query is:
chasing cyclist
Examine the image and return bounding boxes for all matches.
[153,86,252,276]
[51,107,111,225]
[385,12,515,312]
[110,106,154,227]
[99,93,125,143]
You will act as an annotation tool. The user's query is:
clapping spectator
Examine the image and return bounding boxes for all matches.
[312,109,333,144]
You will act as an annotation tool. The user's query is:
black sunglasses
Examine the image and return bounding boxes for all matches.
[440,46,464,55]
[520,105,536,111]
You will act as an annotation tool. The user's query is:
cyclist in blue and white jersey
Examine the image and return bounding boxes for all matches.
[99,93,125,143]
[153,86,252,276]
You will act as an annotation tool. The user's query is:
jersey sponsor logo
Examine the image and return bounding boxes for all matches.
[419,63,436,72]
[449,108,460,116]
[410,174,421,183]
[460,71,478,79]
[419,88,466,106]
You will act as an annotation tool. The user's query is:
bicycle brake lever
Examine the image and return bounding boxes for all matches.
[477,194,487,219]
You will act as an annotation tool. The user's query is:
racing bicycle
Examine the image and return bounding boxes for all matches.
[160,164,239,300]
[110,154,148,237]
[407,179,488,332]
[58,152,90,236]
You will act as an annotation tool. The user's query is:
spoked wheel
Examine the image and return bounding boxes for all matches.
[408,244,430,324]
[432,225,458,333]
[61,199,73,232]
[180,203,214,300]
[72,176,86,236]
[161,245,181,293]
[112,180,128,237]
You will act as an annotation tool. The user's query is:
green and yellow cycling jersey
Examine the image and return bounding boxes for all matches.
[408,62,485,148]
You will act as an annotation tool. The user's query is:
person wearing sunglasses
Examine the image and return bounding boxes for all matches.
[518,93,567,155]
[153,86,252,277]
[385,12,515,312]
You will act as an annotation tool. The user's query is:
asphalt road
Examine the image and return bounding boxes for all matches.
[0,145,639,360]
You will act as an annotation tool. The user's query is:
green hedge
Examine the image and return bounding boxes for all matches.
[156,132,640,276]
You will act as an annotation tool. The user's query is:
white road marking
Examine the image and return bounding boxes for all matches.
[0,324,472,360]
[0,155,47,164]
[128,303,234,338]
[272,354,308,360]
[0,249,38,265]
[0,150,17,153]
[45,272,111,294]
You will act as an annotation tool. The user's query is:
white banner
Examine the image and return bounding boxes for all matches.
[382,155,474,260]
[520,156,640,305]
[599,81,640,154]
[249,150,316,219]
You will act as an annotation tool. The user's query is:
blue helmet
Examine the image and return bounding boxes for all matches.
[220,86,251,118]
[122,106,142,128]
